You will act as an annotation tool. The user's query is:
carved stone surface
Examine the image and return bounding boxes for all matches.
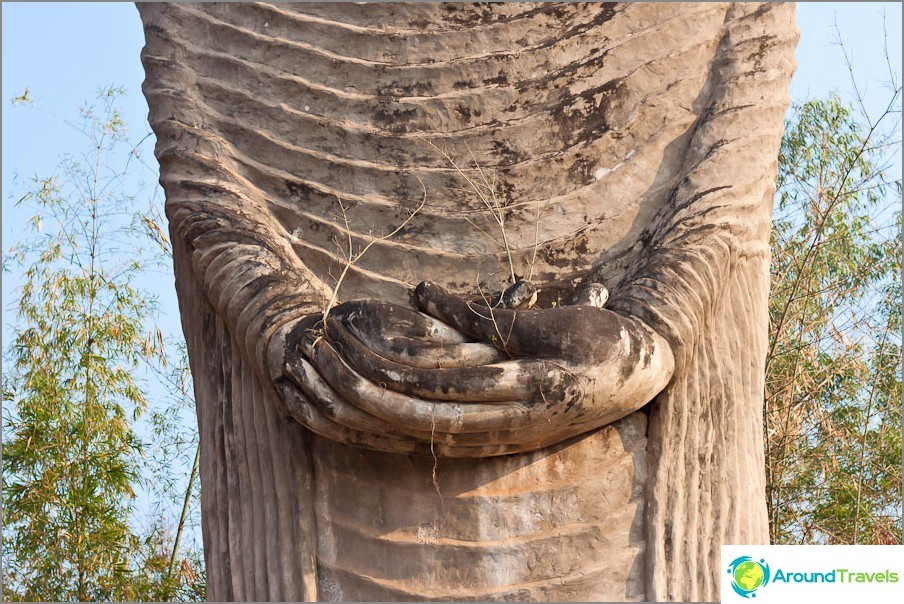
[313,414,647,601]
[138,3,798,601]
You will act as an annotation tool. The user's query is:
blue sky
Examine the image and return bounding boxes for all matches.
[4,1,899,370]
[3,3,902,204]
[2,2,901,256]
[1,0,902,545]
[3,2,175,335]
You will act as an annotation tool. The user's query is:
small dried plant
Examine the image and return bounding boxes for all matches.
[321,179,427,334]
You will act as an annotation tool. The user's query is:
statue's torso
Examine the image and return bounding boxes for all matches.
[201,4,721,598]
[173,2,727,303]
[139,1,792,600]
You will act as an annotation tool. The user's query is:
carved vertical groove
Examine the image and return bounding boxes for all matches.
[172,237,319,600]
[606,4,797,600]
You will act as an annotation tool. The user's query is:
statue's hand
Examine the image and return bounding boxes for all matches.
[274,282,674,457]
[407,280,674,423]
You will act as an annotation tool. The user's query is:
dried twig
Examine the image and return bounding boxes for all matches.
[322,178,427,333]
[420,137,518,283]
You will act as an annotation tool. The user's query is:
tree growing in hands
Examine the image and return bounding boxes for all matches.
[2,88,203,601]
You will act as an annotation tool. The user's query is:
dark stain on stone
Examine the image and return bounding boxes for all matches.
[494,176,516,207]
[491,139,529,165]
[540,229,592,269]
[502,101,521,114]
[572,232,591,256]
[618,324,644,384]
[408,16,432,29]
[377,80,434,98]
[373,104,418,132]
[285,179,316,202]
[390,179,417,205]
[541,246,576,270]
[482,73,509,87]
[437,3,619,46]
[515,14,617,84]
[671,185,732,217]
[440,3,505,27]
[556,78,624,147]
[567,154,596,186]
[747,4,773,21]
[455,105,473,122]
[745,34,777,74]
[144,23,168,41]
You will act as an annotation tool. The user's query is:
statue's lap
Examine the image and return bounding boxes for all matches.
[310,412,648,601]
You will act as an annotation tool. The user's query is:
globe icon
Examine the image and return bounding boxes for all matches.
[733,560,765,592]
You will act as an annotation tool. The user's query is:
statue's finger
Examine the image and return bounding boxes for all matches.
[412,281,504,342]
[334,302,503,368]
[282,349,612,454]
[353,334,504,369]
[280,373,583,457]
[324,316,578,403]
[307,337,555,434]
[275,378,423,456]
[330,299,466,343]
[284,355,426,436]
[413,281,663,367]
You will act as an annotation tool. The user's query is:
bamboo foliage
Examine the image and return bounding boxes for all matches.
[2,89,205,601]
[765,91,902,545]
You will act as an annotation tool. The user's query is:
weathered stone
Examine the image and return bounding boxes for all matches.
[138,3,798,601]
